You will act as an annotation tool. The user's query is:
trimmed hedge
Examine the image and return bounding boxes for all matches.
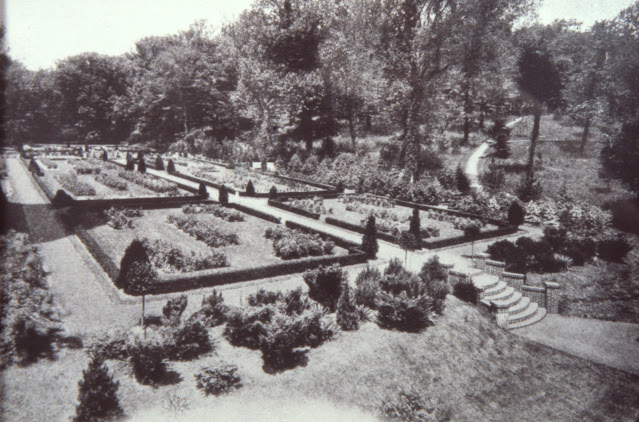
[268,199,321,220]
[422,225,518,249]
[74,227,120,280]
[227,203,281,224]
[284,220,361,251]
[50,194,205,210]
[395,198,509,227]
[169,170,238,194]
[325,216,398,244]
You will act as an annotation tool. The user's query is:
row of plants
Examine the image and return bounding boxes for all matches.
[181,203,244,222]
[39,158,58,169]
[142,238,229,273]
[288,197,334,215]
[264,226,335,260]
[54,172,96,196]
[104,206,144,229]
[523,199,613,236]
[166,213,240,248]
[338,194,395,209]
[117,169,179,195]
[94,172,128,191]
[72,160,102,175]
[486,227,634,274]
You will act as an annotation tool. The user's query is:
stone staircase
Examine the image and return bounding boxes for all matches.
[472,271,547,329]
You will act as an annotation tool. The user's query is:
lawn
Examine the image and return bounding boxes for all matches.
[3,296,638,422]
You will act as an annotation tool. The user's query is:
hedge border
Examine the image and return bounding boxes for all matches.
[107,160,199,194]
[284,220,363,252]
[324,216,398,244]
[394,198,510,227]
[268,199,320,220]
[227,203,282,224]
[422,225,519,249]
[167,169,239,194]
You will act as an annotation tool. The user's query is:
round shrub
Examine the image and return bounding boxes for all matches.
[155,155,164,170]
[168,321,212,361]
[376,293,433,333]
[219,184,229,205]
[453,281,478,305]
[597,237,633,262]
[166,159,176,173]
[128,342,167,386]
[354,266,382,309]
[195,363,242,396]
[269,185,278,200]
[508,201,526,226]
[245,180,255,196]
[137,157,147,174]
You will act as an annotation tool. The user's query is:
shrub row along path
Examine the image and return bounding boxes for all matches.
[465,117,524,191]
[9,156,639,378]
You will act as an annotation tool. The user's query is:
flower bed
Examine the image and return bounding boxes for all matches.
[189,166,322,194]
[182,203,244,222]
[55,172,96,197]
[142,238,228,273]
[72,160,102,175]
[95,172,128,191]
[264,226,335,259]
[167,214,240,248]
[117,169,179,195]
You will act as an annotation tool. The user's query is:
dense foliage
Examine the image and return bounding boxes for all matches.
[264,226,334,259]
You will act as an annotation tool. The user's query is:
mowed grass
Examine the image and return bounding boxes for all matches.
[485,115,632,206]
[4,297,638,422]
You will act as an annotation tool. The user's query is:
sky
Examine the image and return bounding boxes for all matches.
[3,0,637,70]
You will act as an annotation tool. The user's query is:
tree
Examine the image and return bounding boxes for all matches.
[398,230,418,266]
[409,208,422,246]
[118,240,156,337]
[515,30,563,177]
[137,157,147,173]
[166,159,175,173]
[601,120,639,198]
[361,215,379,258]
[73,354,123,422]
[155,155,164,170]
[198,183,208,198]
[336,283,359,331]
[245,180,255,196]
[491,117,511,159]
[456,164,470,193]
[508,201,526,226]
[219,184,229,204]
[463,223,481,256]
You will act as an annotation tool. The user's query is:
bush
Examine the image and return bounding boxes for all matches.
[248,289,283,307]
[269,185,278,200]
[155,155,164,170]
[376,292,434,332]
[11,317,55,365]
[384,257,405,277]
[95,173,127,191]
[117,170,178,194]
[73,355,123,422]
[354,266,382,309]
[508,201,525,226]
[116,239,149,290]
[182,203,244,222]
[143,238,228,272]
[55,172,96,196]
[219,184,229,205]
[166,159,176,173]
[597,237,633,262]
[245,180,255,196]
[168,321,212,361]
[128,342,167,386]
[336,284,359,331]
[198,183,208,198]
[100,150,108,161]
[137,158,147,174]
[195,363,241,396]
[419,256,449,315]
[361,215,379,258]
[264,226,334,259]
[409,208,422,245]
[224,306,276,349]
[167,214,239,248]
[456,164,470,193]
[163,295,188,324]
[453,281,478,305]
[491,117,511,159]
[482,160,505,190]
[87,330,129,361]
[278,287,311,316]
[125,159,135,171]
[516,173,542,202]
[303,265,345,312]
[189,290,228,327]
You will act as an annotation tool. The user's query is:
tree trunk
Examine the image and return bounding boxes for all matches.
[579,117,591,155]
[527,111,541,177]
[348,111,357,152]
[142,295,146,339]
[462,86,472,145]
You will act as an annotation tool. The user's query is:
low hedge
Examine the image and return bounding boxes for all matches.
[268,199,320,220]
[422,225,519,249]
[50,194,205,210]
[284,220,361,251]
[395,198,509,227]
[324,216,398,244]
[227,203,281,224]
[74,227,120,280]
[169,170,238,194]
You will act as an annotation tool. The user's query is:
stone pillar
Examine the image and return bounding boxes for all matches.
[544,281,561,313]
[472,253,490,271]
[492,302,510,329]
[486,260,505,278]
[503,272,525,291]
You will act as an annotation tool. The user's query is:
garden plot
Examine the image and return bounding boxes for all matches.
[36,158,186,199]
[289,195,497,239]
[76,204,348,277]
[172,158,323,194]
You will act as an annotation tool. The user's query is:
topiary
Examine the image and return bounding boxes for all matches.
[125,158,135,171]
[245,180,255,196]
[198,183,208,198]
[269,185,278,200]
[219,184,229,205]
[166,159,176,173]
[73,354,123,422]
[409,208,422,245]
[336,283,359,331]
[137,157,147,173]
[508,201,525,226]
[116,239,149,290]
[361,215,379,258]
[336,181,345,193]
[155,155,164,170]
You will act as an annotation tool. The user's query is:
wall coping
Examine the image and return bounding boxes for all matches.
[544,281,561,289]
[522,285,544,293]
[502,271,525,279]
[486,260,506,267]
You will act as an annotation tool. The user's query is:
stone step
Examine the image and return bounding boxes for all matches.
[507,295,530,315]
[509,307,547,329]
[483,285,515,303]
[480,280,508,299]
[508,302,539,325]
[482,290,522,308]
[472,273,500,291]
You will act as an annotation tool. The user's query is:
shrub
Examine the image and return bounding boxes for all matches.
[73,354,123,422]
[419,256,449,314]
[100,150,108,161]
[143,238,228,272]
[516,173,542,202]
[456,164,470,193]
[224,306,276,349]
[87,330,129,361]
[198,183,208,198]
[491,117,511,159]
[409,208,422,245]
[245,180,255,196]
[508,201,525,226]
[482,160,505,190]
[278,287,311,316]
[288,153,303,173]
[303,265,345,312]
[382,390,447,422]
[219,184,229,205]
[128,342,167,386]
[125,159,135,171]
[384,257,405,277]
[597,237,633,262]
[137,157,147,173]
[376,292,434,332]
[116,239,149,289]
[336,181,345,193]
[354,266,382,309]
[11,317,55,365]
[182,203,244,222]
[189,290,228,327]
[117,170,178,194]
[361,215,379,258]
[264,226,334,259]
[269,185,278,200]
[336,284,359,331]
[248,289,283,307]
[163,295,188,324]
[195,363,241,396]
[167,214,240,248]
[55,172,96,196]
[95,173,127,191]
[453,281,478,305]
[155,155,164,170]
[166,159,176,173]
[52,189,74,206]
[72,161,102,175]
[168,321,212,361]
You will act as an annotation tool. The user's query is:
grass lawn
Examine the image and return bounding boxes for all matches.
[3,296,638,421]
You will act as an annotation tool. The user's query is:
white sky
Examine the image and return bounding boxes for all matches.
[3,0,638,70]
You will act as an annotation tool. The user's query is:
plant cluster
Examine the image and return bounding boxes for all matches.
[142,238,229,273]
[264,226,335,259]
[188,290,229,327]
[72,160,102,175]
[195,363,242,396]
[39,159,58,169]
[167,214,240,248]
[182,203,244,222]
[95,172,128,191]
[303,265,345,312]
[289,197,334,215]
[117,170,179,194]
[73,355,123,422]
[524,199,613,234]
[104,206,143,229]
[55,172,96,196]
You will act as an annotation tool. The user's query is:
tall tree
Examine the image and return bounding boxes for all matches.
[73,354,123,422]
